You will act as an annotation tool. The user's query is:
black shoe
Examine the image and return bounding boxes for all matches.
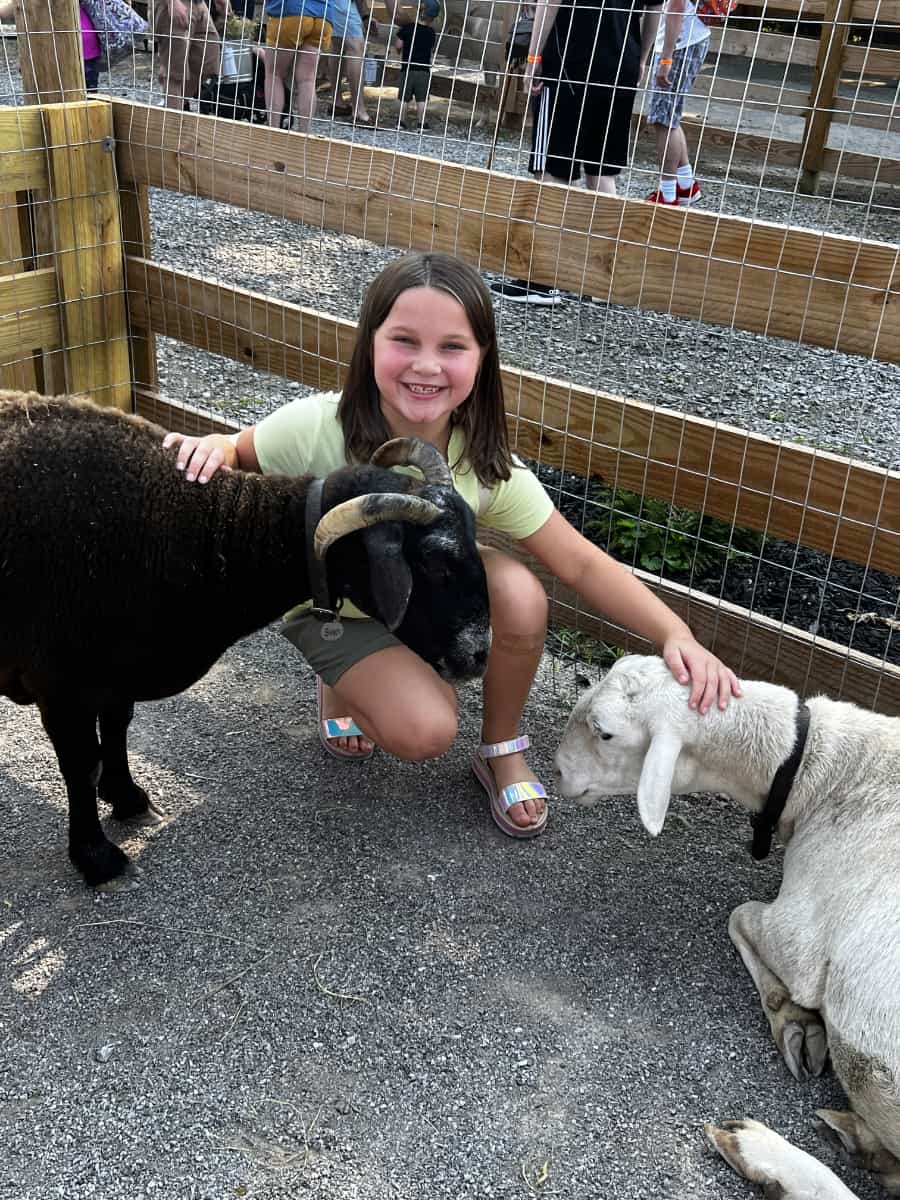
[489,279,563,306]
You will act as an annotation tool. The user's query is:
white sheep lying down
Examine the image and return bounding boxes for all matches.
[554,654,900,1200]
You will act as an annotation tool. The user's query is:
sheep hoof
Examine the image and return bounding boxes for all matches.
[102,781,161,823]
[769,1002,828,1080]
[706,1119,849,1196]
[123,800,166,827]
[817,1108,900,1186]
[72,839,132,889]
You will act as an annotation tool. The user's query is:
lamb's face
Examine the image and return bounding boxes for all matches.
[554,656,665,804]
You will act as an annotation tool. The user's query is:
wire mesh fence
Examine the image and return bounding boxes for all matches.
[1,0,898,696]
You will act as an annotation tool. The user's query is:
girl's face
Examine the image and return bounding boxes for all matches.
[372,286,485,450]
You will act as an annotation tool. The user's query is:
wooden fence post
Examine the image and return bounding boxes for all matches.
[15,0,86,103]
[42,101,133,409]
[799,0,854,194]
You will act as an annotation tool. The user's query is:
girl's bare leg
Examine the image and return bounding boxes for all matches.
[478,546,548,830]
[322,644,457,760]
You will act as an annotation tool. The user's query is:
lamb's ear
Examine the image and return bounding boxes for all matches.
[637,728,683,837]
[362,524,412,631]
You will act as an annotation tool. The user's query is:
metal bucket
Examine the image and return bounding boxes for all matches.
[220,40,255,81]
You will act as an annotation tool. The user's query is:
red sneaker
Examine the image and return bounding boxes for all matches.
[645,189,680,205]
[677,181,702,205]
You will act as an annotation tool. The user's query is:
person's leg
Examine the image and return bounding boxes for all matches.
[83,56,101,92]
[342,34,370,120]
[291,42,321,130]
[476,546,549,829]
[654,121,689,175]
[324,645,458,761]
[157,5,192,109]
[584,172,617,195]
[264,46,292,127]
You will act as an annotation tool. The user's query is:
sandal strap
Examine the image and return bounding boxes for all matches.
[496,780,547,814]
[478,734,530,759]
[322,716,365,739]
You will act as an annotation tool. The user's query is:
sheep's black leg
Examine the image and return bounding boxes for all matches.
[97,701,161,823]
[38,699,130,887]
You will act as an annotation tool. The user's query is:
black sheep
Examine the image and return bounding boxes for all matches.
[0,391,490,886]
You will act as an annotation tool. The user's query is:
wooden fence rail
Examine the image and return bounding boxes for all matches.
[112,101,900,366]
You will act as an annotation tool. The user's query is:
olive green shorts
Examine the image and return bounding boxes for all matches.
[281,612,401,686]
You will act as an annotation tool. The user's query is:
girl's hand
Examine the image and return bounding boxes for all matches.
[662,636,742,714]
[162,432,236,483]
[655,60,673,88]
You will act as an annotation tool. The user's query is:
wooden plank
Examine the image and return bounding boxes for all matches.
[690,71,897,132]
[125,257,900,577]
[843,41,900,75]
[676,116,900,185]
[482,533,900,714]
[709,25,900,76]
[802,0,855,186]
[134,387,237,435]
[15,0,85,105]
[119,182,158,396]
[732,0,884,18]
[0,107,48,190]
[709,27,820,66]
[42,101,132,409]
[0,266,61,361]
[113,101,900,365]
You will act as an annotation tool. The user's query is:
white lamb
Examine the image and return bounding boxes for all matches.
[554,654,900,1200]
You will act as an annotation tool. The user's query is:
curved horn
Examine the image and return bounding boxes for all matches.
[314,492,441,558]
[371,437,453,489]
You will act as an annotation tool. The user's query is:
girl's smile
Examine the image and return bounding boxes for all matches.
[373,286,484,447]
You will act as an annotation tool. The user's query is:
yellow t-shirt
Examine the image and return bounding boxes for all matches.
[253,391,555,619]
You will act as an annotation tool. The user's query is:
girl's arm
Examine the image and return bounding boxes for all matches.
[161,426,261,482]
[519,509,742,713]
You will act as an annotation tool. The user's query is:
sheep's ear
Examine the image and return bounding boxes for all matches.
[362,524,412,631]
[637,729,683,837]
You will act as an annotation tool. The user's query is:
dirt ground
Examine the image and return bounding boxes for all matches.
[0,630,882,1200]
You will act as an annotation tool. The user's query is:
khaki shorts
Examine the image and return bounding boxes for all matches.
[281,612,399,686]
[266,14,332,50]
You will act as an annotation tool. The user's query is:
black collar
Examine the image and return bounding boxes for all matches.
[306,478,339,621]
[749,701,810,860]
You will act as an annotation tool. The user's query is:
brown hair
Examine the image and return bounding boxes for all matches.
[338,252,512,487]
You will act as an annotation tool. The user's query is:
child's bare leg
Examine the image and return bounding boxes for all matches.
[479,547,548,829]
[416,99,425,123]
[325,645,457,760]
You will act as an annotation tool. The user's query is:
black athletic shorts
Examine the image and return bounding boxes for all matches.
[528,77,637,182]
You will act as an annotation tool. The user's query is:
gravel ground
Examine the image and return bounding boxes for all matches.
[0,629,886,1200]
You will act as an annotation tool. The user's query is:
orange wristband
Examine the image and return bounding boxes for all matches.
[660,56,674,64]
[527,54,542,62]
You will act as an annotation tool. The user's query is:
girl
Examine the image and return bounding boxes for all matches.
[163,252,740,839]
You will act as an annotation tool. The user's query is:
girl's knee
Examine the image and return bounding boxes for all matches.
[484,552,548,631]
[378,708,457,762]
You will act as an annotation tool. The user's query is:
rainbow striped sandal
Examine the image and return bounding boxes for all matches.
[471,735,548,839]
[317,675,375,761]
